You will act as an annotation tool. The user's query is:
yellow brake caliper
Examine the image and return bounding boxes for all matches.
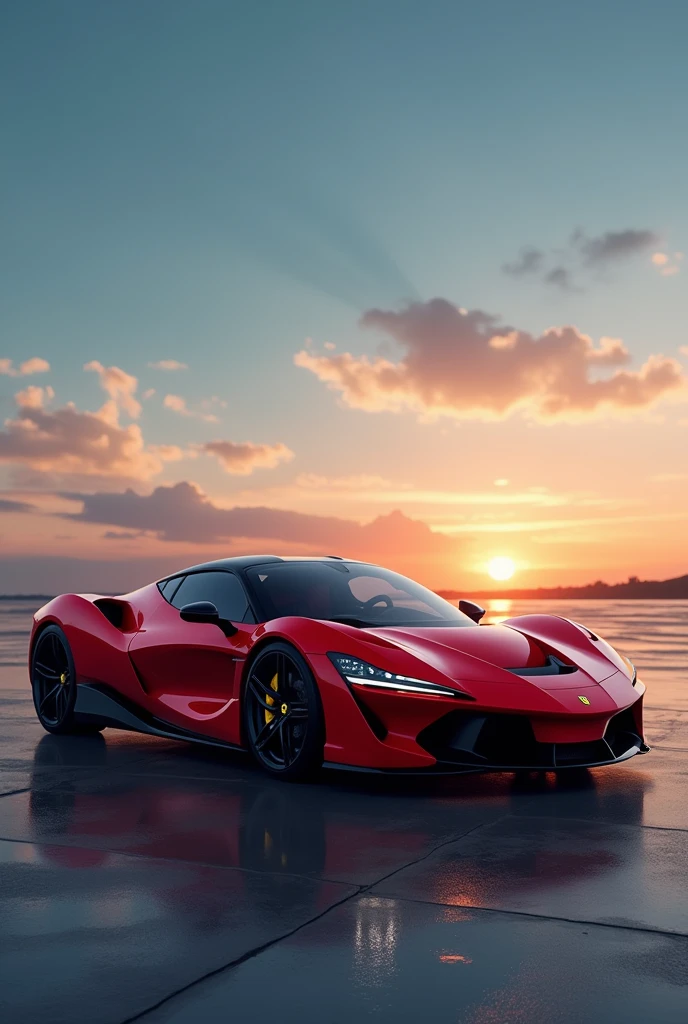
[265,671,279,724]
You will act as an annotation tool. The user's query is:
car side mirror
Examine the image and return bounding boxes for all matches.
[179,601,238,637]
[459,599,486,624]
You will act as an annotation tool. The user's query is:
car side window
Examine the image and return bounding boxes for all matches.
[170,571,253,623]
[158,577,184,602]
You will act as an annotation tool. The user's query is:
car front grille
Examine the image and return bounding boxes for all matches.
[417,705,640,769]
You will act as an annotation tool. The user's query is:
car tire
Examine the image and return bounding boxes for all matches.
[242,641,324,782]
[31,624,106,735]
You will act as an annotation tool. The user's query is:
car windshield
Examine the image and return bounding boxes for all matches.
[244,561,474,627]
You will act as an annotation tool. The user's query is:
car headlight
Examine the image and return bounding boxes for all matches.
[620,654,637,686]
[328,653,472,699]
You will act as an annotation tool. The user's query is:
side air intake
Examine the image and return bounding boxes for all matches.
[93,599,138,632]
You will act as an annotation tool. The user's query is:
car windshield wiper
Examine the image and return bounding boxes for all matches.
[327,615,469,628]
[324,615,373,628]
[323,615,468,629]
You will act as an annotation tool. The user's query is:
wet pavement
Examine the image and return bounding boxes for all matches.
[1,679,688,1022]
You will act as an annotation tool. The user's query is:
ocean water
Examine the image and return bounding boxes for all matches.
[3,597,686,706]
[0,597,50,669]
[481,599,688,699]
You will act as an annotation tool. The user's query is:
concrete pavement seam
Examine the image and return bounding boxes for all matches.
[113,818,507,1022]
[369,891,688,941]
[355,816,508,896]
[116,885,363,1024]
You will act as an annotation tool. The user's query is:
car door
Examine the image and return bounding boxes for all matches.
[128,570,255,741]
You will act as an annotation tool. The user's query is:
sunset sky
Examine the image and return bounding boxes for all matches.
[1,1,687,595]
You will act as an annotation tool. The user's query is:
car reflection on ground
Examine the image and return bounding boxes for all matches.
[28,733,651,912]
[11,732,664,1022]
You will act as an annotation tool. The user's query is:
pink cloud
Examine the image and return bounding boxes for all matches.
[200,440,294,475]
[149,444,185,462]
[0,394,181,481]
[0,357,51,377]
[163,394,219,423]
[84,361,141,419]
[652,251,683,277]
[295,298,686,421]
[147,360,189,371]
[62,482,455,563]
[14,385,55,410]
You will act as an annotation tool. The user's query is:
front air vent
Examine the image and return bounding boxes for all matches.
[507,655,577,677]
[418,709,641,769]
[350,691,388,741]
[604,706,641,758]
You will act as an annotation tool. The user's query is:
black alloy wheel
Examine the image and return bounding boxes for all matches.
[31,625,104,735]
[243,642,324,781]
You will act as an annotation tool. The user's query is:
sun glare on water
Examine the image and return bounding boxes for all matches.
[487,556,515,581]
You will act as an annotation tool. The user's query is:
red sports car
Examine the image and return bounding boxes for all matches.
[28,556,648,780]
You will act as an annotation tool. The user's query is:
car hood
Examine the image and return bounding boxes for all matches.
[367,624,543,672]
[356,617,622,687]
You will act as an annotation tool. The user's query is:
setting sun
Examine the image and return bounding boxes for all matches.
[487,556,515,581]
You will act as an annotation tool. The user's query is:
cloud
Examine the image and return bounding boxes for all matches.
[652,251,683,277]
[14,385,55,410]
[439,510,685,535]
[163,394,219,423]
[200,396,227,412]
[84,361,141,419]
[0,392,182,481]
[0,497,35,513]
[502,227,662,289]
[295,298,686,421]
[148,360,189,371]
[576,229,660,265]
[149,444,185,462]
[0,357,50,377]
[502,247,544,277]
[61,482,454,561]
[142,388,156,400]
[200,440,295,475]
[544,266,576,291]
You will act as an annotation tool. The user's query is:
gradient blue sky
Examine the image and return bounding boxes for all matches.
[1,1,687,592]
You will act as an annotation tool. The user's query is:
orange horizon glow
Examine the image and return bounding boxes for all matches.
[1,349,688,594]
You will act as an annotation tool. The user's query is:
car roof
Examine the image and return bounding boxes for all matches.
[162,554,371,577]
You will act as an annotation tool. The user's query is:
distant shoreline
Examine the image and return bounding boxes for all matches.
[439,572,688,601]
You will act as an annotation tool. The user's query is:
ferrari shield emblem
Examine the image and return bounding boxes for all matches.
[578,695,591,705]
